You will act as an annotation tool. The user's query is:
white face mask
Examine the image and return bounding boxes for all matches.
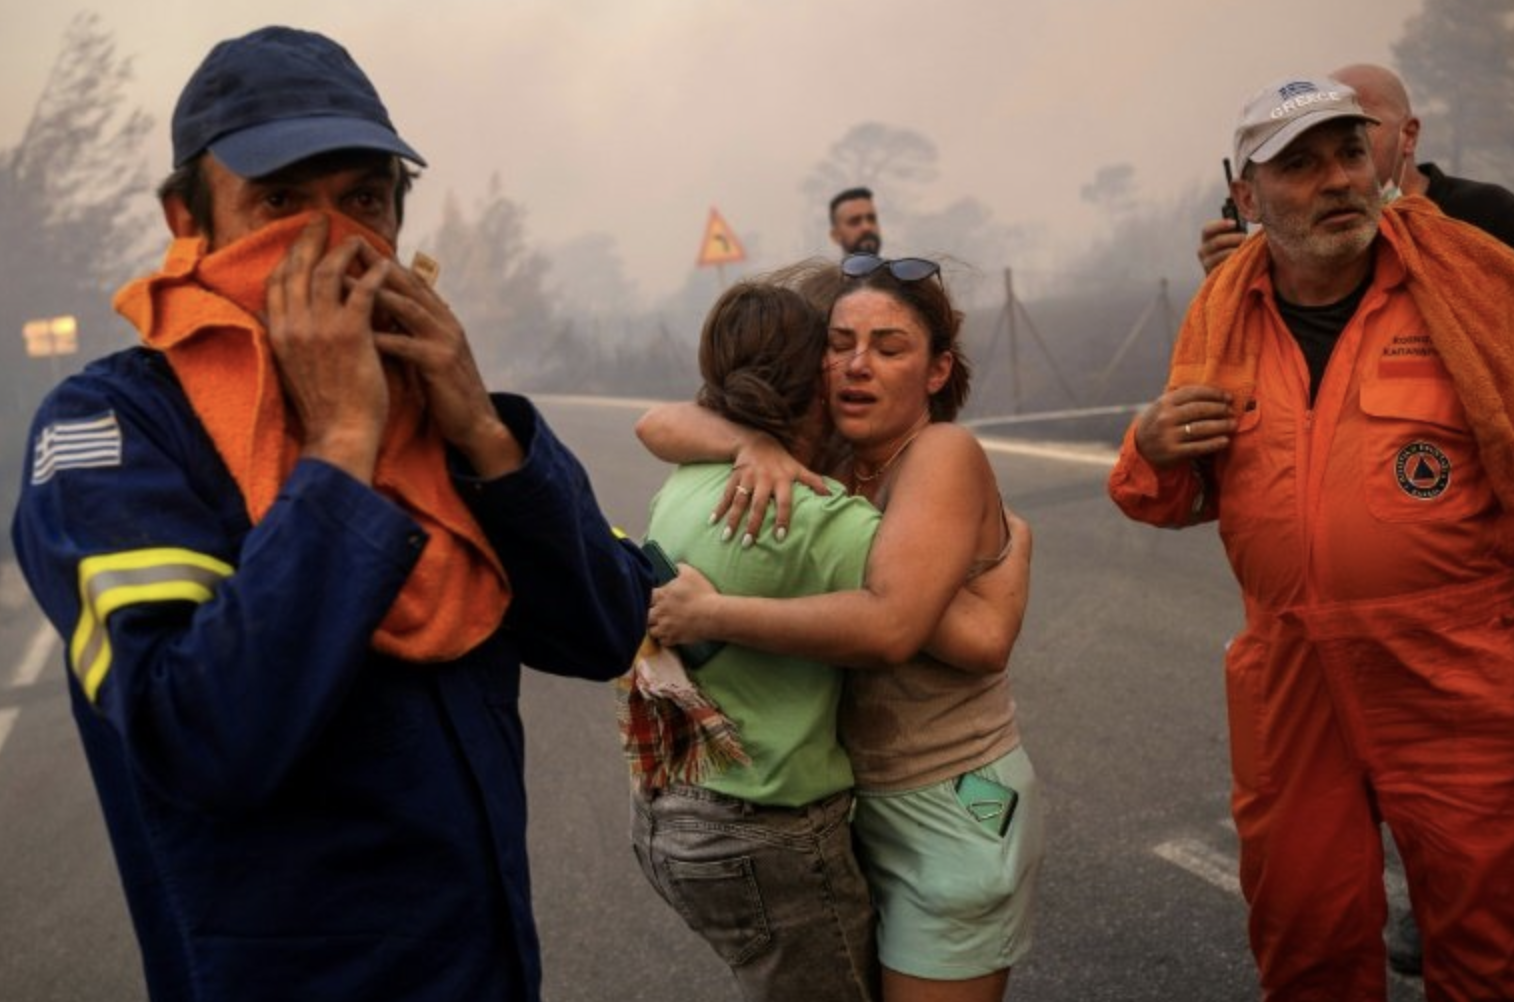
[1380,126,1408,204]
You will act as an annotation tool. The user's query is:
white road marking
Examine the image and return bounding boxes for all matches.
[962,403,1144,428]
[1153,836,1242,895]
[1154,829,1421,988]
[534,393,668,411]
[978,436,1119,468]
[1156,823,1410,904]
[11,622,57,688]
[1,622,58,763]
[0,707,18,757]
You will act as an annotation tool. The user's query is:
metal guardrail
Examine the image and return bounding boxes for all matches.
[961,403,1146,429]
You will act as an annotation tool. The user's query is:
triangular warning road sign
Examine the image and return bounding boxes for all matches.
[696,206,746,267]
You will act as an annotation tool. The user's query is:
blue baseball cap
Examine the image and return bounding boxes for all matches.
[171,26,425,177]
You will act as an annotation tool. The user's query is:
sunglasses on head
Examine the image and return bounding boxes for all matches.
[840,253,941,284]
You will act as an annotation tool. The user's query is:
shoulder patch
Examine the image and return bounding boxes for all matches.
[31,411,123,485]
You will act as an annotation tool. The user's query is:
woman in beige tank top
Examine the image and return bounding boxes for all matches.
[643,254,1043,1002]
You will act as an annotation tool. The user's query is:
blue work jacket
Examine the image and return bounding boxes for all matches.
[11,348,653,1001]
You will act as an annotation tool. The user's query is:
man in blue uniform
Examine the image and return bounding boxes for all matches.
[9,26,653,1002]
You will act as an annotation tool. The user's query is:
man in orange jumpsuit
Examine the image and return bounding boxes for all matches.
[1109,75,1514,1001]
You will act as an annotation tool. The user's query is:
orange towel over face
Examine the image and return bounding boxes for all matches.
[114,211,510,662]
[1168,195,1514,512]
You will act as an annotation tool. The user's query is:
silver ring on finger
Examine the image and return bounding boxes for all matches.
[734,485,752,497]
[1183,423,1193,439]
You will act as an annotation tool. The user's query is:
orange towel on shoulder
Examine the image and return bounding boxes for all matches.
[114,212,510,662]
[1167,215,1272,405]
[1167,195,1514,512]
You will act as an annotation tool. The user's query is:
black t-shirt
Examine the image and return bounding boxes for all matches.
[1421,162,1514,249]
[1275,270,1372,403]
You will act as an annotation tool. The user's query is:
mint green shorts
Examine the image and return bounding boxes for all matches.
[852,746,1045,979]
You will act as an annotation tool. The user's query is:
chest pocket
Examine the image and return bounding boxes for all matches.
[1357,375,1493,524]
[1216,400,1270,513]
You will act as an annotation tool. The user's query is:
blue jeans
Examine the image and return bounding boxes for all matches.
[630,784,879,1002]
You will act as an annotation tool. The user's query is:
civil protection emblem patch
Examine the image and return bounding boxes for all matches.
[1394,441,1451,500]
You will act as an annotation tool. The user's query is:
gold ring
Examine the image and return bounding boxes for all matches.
[1183,423,1193,438]
[734,485,752,497]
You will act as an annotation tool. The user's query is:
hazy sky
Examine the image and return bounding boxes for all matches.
[5,0,1422,302]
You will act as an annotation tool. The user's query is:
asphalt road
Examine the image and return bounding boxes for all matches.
[0,395,1427,1002]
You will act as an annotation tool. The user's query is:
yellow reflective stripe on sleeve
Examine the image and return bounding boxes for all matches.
[72,548,234,704]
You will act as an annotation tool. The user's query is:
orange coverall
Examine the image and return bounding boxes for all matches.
[1109,234,1514,1002]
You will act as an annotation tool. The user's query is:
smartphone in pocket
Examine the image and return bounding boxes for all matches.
[954,771,1019,837]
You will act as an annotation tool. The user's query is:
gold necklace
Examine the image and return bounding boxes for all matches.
[852,421,928,485]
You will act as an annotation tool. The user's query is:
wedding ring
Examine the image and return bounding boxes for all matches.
[734,485,752,497]
[1183,423,1193,439]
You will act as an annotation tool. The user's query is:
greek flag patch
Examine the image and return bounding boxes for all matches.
[31,412,123,485]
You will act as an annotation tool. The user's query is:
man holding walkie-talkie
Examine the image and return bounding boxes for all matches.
[1197,63,1514,274]
[1192,62,1514,985]
[1116,73,1514,1000]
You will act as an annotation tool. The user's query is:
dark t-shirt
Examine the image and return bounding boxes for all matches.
[1276,270,1372,403]
[1420,161,1514,249]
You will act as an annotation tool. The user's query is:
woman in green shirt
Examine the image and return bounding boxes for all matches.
[642,255,1040,1002]
[631,266,1023,1002]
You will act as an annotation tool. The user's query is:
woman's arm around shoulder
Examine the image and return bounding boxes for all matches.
[635,401,828,541]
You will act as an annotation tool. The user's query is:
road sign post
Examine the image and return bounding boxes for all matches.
[23,314,79,384]
[695,207,746,288]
